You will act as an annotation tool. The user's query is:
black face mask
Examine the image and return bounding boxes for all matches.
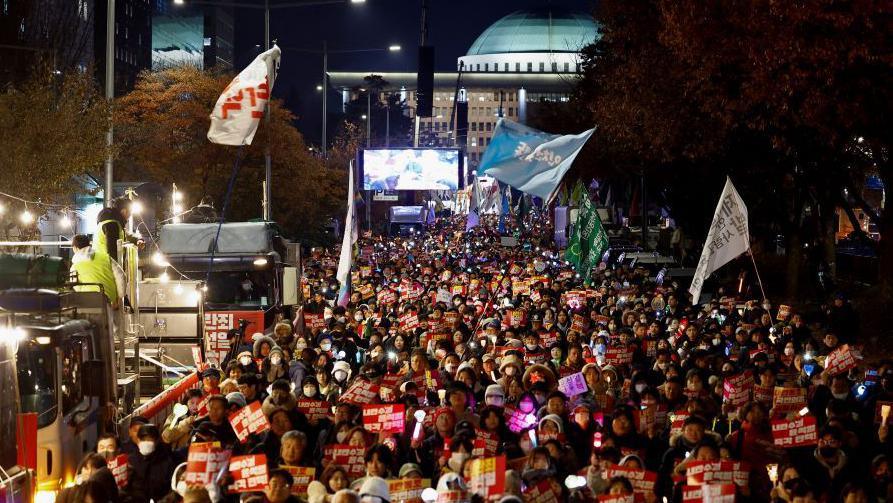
[818,446,838,458]
[783,477,802,492]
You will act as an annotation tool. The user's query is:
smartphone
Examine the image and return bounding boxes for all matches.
[804,363,816,376]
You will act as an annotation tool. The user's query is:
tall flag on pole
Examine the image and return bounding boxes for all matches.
[208,45,281,146]
[565,181,609,283]
[477,119,594,202]
[336,162,358,307]
[689,177,751,304]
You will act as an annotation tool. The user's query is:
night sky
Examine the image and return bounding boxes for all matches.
[233,0,595,145]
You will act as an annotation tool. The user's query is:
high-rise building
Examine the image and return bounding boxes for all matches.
[94,0,153,95]
[328,8,599,170]
[152,2,233,71]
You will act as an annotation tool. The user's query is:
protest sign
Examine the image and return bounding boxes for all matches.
[682,484,736,502]
[475,429,499,456]
[228,401,270,443]
[325,444,366,477]
[570,314,587,332]
[603,466,657,496]
[772,386,807,414]
[467,456,506,499]
[340,380,380,405]
[512,280,531,296]
[228,454,268,493]
[509,309,527,327]
[185,442,232,485]
[670,411,689,437]
[685,461,749,487]
[280,466,315,497]
[722,371,754,408]
[436,289,453,304]
[358,284,375,299]
[203,311,264,365]
[604,347,634,366]
[777,304,791,321]
[823,344,858,376]
[522,479,564,502]
[597,496,635,503]
[399,313,420,330]
[771,415,818,448]
[558,372,589,397]
[305,313,326,330]
[297,399,330,422]
[387,478,429,503]
[108,454,128,488]
[436,491,469,503]
[363,404,406,434]
[753,384,773,404]
[377,289,397,305]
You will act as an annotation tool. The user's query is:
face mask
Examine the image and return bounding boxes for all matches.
[321,341,332,351]
[445,363,457,373]
[657,363,669,371]
[176,480,188,496]
[239,356,252,366]
[832,391,848,400]
[713,337,721,346]
[336,431,348,443]
[271,356,282,365]
[635,383,647,394]
[303,386,317,397]
[818,446,837,458]
[448,452,470,472]
[784,347,794,356]
[595,344,606,354]
[525,343,538,351]
[354,313,364,322]
[138,441,156,456]
[486,395,504,407]
[334,370,348,382]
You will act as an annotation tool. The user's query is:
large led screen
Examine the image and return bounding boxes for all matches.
[361,149,462,191]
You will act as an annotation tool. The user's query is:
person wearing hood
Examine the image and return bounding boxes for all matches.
[799,425,860,501]
[331,360,353,391]
[521,446,559,489]
[262,378,298,417]
[273,320,295,349]
[537,413,564,443]
[725,401,782,496]
[568,403,600,463]
[657,414,718,498]
[126,424,180,503]
[289,346,315,392]
[236,349,260,376]
[253,334,277,360]
[261,345,290,385]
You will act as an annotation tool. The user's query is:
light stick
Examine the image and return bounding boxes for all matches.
[883,405,891,426]
[413,410,426,441]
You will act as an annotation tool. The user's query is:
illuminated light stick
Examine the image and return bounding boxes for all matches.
[767,464,778,484]
[799,406,810,417]
[528,429,538,448]
[593,432,602,449]
[413,410,426,441]
[883,405,891,426]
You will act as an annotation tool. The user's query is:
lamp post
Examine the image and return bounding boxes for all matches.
[283,44,400,158]
[104,0,114,207]
[173,0,368,220]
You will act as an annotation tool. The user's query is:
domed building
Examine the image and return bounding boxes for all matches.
[328,8,599,169]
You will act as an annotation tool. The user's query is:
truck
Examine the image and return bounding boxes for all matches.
[139,222,300,374]
[0,318,34,503]
[388,206,429,237]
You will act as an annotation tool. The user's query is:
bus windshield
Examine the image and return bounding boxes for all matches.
[204,271,274,309]
[17,342,57,428]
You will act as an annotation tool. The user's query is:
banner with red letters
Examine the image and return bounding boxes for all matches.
[823,344,858,376]
[685,461,749,487]
[387,478,429,503]
[204,311,265,365]
[108,454,128,488]
[297,399,331,421]
[227,454,269,493]
[340,380,380,405]
[305,313,326,330]
[362,404,406,434]
[185,442,232,485]
[280,465,315,497]
[771,415,818,448]
[772,386,807,414]
[229,401,270,443]
[722,371,754,408]
[325,444,366,477]
[682,484,736,502]
[467,455,506,499]
[604,346,634,366]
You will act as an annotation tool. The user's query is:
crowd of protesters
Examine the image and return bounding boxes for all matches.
[61,212,888,503]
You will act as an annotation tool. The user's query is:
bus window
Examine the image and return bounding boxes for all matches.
[17,342,57,428]
[61,338,86,414]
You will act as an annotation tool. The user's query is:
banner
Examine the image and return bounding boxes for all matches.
[203,311,264,365]
[208,45,280,146]
[467,456,506,499]
[228,454,269,493]
[772,386,807,414]
[558,372,589,397]
[566,183,609,281]
[689,177,750,304]
[185,442,232,485]
[685,461,749,487]
[603,466,657,496]
[280,465,315,497]
[229,401,270,443]
[387,478,429,503]
[523,479,564,502]
[604,346,634,367]
[477,119,595,201]
[362,404,406,434]
[682,484,736,502]
[722,371,754,408]
[297,399,331,422]
[325,445,366,477]
[823,344,858,376]
[340,380,381,405]
[108,454,128,488]
[771,415,818,448]
[336,164,359,307]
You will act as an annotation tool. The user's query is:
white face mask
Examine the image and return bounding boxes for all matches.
[634,383,647,394]
[354,313,364,322]
[239,356,252,366]
[445,363,457,373]
[448,452,470,472]
[271,356,282,365]
[321,341,332,351]
[832,391,849,400]
[138,440,156,456]
[525,343,538,351]
[303,386,317,397]
[334,370,347,382]
[486,395,504,407]
[336,431,348,443]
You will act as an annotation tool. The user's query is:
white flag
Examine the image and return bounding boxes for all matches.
[689,177,750,304]
[208,45,281,146]
[336,162,358,307]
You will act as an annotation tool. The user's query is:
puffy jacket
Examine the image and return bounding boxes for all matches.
[126,443,180,503]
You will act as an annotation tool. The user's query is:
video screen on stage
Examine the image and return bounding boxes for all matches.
[361,149,462,191]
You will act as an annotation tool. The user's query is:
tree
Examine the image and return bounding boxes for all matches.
[114,66,344,244]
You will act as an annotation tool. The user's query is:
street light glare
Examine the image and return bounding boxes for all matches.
[350,0,366,3]
[316,85,324,91]
[389,45,401,52]
[361,114,368,120]
[173,0,184,4]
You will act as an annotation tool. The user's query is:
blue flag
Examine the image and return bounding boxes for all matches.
[478,119,595,201]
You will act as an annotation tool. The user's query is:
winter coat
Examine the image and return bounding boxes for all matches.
[126,443,180,503]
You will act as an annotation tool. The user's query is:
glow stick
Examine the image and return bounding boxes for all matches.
[883,405,891,426]
[528,429,538,447]
[413,410,426,441]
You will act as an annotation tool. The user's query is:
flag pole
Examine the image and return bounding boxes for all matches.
[748,250,767,301]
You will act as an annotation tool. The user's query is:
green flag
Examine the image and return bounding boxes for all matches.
[565,183,609,282]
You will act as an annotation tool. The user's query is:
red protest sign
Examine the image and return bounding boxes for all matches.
[340,380,380,405]
[204,311,264,365]
[777,304,791,321]
[771,415,818,448]
[570,314,587,333]
[467,456,506,499]
[387,478,429,503]
[399,313,420,330]
[228,454,269,493]
[325,444,366,477]
[685,461,750,487]
[228,401,270,443]
[280,465,315,497]
[297,399,330,421]
[475,429,499,456]
[598,495,635,503]
[603,466,657,496]
[505,406,538,433]
[722,371,754,408]
[377,288,397,305]
[772,386,807,414]
[605,346,634,366]
[823,344,858,376]
[682,484,736,502]
[523,479,564,502]
[362,404,406,434]
[108,454,128,488]
[508,309,527,327]
[185,442,232,485]
[753,384,773,404]
[304,313,326,330]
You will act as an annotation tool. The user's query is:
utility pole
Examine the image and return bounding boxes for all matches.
[104,0,115,207]
[263,0,272,221]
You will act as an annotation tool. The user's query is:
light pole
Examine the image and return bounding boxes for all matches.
[283,44,400,158]
[104,0,115,207]
[173,0,368,219]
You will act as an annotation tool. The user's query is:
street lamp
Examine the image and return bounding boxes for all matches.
[173,0,365,220]
[282,43,401,158]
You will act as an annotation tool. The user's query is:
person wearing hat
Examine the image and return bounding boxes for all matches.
[398,463,423,479]
[484,384,506,408]
[121,415,150,457]
[262,345,290,385]
[200,367,221,395]
[358,476,390,503]
[127,424,179,503]
[161,388,205,450]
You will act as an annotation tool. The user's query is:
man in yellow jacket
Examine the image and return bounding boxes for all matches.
[70,234,125,308]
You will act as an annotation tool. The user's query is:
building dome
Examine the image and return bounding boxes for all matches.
[466,8,598,56]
